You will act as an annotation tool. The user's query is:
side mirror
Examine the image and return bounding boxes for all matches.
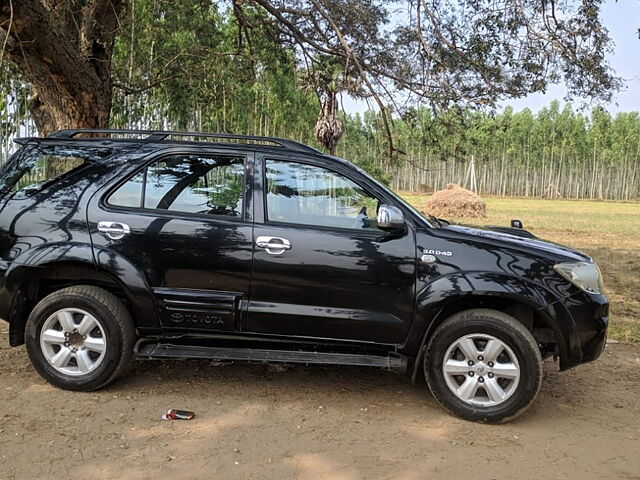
[377,204,405,233]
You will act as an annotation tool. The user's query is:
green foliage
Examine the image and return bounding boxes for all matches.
[111,1,319,138]
[105,1,634,183]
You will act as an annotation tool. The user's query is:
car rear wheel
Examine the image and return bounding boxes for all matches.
[424,308,543,423]
[25,285,135,391]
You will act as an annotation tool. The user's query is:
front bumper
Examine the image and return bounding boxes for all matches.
[0,261,10,323]
[560,291,608,369]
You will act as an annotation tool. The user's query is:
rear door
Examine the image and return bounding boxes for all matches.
[247,155,416,344]
[88,148,253,334]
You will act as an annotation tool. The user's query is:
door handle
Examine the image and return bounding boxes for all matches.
[256,236,292,255]
[98,221,131,240]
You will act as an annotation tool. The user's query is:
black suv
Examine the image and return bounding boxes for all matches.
[0,129,608,423]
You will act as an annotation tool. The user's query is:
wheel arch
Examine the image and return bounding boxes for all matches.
[407,274,576,384]
[6,244,159,346]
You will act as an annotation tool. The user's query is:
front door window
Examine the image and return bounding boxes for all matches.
[265,160,379,230]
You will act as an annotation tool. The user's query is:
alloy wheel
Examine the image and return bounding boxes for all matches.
[442,333,520,407]
[39,308,107,376]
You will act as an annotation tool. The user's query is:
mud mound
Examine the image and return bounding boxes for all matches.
[424,183,486,218]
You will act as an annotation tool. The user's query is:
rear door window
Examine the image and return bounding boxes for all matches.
[108,154,245,218]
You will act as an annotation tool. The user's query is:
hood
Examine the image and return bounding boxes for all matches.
[441,224,592,263]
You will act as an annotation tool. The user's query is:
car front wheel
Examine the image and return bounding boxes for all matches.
[25,285,135,391]
[424,308,543,423]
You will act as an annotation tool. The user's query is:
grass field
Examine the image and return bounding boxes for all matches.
[400,193,640,343]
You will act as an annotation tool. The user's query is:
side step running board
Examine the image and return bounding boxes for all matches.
[135,341,407,372]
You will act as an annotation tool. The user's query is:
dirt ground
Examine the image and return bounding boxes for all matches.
[1,329,639,480]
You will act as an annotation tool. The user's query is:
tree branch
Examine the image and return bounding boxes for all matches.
[113,74,183,95]
[309,0,396,156]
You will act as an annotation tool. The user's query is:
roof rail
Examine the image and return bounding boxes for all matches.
[48,129,322,155]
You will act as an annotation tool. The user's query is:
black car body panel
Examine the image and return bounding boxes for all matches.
[0,131,609,377]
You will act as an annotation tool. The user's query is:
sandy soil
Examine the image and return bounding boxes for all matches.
[1,327,639,480]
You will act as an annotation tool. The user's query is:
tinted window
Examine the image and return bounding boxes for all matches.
[0,145,107,196]
[109,155,245,217]
[266,160,379,230]
[108,171,144,208]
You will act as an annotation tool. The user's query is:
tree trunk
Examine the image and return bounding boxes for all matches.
[0,0,125,135]
[27,71,113,136]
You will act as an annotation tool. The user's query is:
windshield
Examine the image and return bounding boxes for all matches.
[0,144,113,197]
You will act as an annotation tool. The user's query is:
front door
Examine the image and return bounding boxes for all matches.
[247,157,416,344]
[88,150,252,333]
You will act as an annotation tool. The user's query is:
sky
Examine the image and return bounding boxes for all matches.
[343,0,640,115]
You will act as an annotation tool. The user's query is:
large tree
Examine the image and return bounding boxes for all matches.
[0,0,124,135]
[0,0,624,145]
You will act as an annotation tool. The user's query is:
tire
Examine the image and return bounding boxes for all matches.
[424,308,543,423]
[25,285,135,391]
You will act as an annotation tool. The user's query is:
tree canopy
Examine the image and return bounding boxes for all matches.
[0,0,624,150]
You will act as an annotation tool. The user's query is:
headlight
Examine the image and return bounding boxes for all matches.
[554,262,604,295]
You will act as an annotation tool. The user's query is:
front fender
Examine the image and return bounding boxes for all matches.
[403,271,578,375]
